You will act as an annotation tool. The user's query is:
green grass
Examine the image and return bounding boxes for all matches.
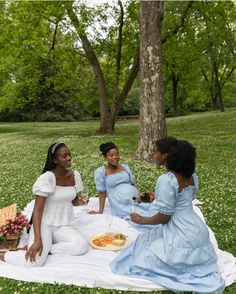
[0,108,235,293]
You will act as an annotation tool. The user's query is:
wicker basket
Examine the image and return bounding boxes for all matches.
[0,203,19,251]
[0,234,20,251]
[0,203,17,227]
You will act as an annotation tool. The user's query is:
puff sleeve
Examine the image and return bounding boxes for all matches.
[74,170,84,193]
[32,171,56,197]
[94,166,106,192]
[122,164,135,185]
[155,173,178,215]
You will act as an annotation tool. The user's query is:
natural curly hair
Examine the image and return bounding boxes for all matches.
[166,140,196,178]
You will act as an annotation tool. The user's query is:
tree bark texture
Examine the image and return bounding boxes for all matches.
[135,0,167,162]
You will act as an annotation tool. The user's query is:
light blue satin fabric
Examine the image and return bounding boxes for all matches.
[94,164,157,231]
[110,172,225,293]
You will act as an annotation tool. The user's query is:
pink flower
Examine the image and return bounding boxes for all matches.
[0,213,31,239]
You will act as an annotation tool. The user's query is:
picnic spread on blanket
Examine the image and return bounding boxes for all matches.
[0,197,236,292]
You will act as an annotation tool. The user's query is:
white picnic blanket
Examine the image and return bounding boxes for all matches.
[0,198,235,291]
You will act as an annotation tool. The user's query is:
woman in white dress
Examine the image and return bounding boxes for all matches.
[0,142,88,267]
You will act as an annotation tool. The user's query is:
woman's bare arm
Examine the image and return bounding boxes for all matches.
[25,196,46,262]
[131,212,171,225]
[89,191,106,214]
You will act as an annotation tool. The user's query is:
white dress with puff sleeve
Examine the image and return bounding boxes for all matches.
[5,170,88,267]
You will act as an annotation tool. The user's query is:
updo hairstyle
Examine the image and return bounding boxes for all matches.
[99,142,118,156]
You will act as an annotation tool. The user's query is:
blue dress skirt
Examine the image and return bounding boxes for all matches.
[110,172,225,293]
[94,164,157,231]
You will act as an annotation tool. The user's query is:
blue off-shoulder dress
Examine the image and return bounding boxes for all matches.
[94,164,157,231]
[110,172,225,293]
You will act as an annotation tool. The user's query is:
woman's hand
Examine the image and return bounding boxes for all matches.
[130,213,145,224]
[72,196,89,206]
[88,210,103,214]
[25,240,43,263]
[148,192,155,202]
[78,197,89,206]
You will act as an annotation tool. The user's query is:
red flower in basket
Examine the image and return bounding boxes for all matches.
[0,213,31,241]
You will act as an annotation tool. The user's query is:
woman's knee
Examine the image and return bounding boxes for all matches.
[75,237,88,255]
[51,236,88,256]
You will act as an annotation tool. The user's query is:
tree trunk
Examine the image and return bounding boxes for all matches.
[67,7,114,133]
[213,61,225,112]
[202,68,216,110]
[134,1,166,162]
[212,93,218,110]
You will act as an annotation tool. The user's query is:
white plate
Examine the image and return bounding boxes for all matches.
[89,232,131,251]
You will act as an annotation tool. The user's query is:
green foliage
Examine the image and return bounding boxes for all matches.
[0,108,236,293]
[0,0,140,120]
[122,81,140,115]
[88,0,139,105]
[223,75,236,108]
[162,1,236,115]
[0,0,235,123]
[0,1,86,121]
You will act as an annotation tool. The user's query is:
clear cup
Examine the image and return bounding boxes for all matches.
[130,201,136,213]
[80,186,90,212]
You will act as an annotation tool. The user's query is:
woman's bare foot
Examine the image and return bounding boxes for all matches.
[0,252,5,262]
[9,245,28,251]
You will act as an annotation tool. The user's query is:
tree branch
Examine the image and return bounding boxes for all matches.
[221,65,236,87]
[111,46,139,121]
[113,0,124,100]
[162,1,194,44]
[50,22,59,52]
[67,6,109,114]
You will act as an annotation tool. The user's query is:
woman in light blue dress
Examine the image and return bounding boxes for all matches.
[111,138,225,293]
[89,142,157,231]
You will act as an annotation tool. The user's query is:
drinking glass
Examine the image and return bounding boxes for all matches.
[80,186,90,212]
[106,214,113,228]
[130,200,137,214]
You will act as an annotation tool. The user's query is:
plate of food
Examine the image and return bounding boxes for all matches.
[89,232,131,251]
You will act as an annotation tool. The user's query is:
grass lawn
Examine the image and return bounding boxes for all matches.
[0,108,235,293]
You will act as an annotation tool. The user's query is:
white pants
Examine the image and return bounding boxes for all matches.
[5,223,88,267]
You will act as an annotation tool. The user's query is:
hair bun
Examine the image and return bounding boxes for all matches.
[99,142,117,156]
[99,143,106,153]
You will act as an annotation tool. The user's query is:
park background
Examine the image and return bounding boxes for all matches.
[0,0,235,293]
